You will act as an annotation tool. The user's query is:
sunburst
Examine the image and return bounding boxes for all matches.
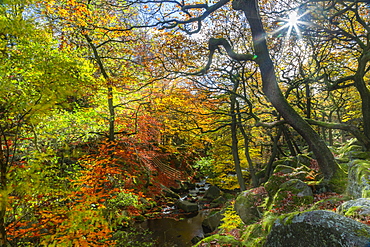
[271,9,311,62]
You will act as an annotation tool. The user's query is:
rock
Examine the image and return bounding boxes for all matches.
[296,154,312,167]
[175,199,198,213]
[266,210,370,247]
[204,186,221,200]
[210,196,227,208]
[234,187,267,225]
[272,158,298,169]
[269,179,313,213]
[191,235,203,244]
[195,233,241,246]
[202,210,225,233]
[273,165,295,174]
[264,165,312,200]
[264,166,292,198]
[281,179,313,198]
[337,198,370,218]
[347,160,370,198]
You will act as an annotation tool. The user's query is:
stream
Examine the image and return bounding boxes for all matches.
[136,211,206,247]
[134,180,212,246]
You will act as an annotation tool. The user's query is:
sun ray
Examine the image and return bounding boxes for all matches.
[270,9,311,63]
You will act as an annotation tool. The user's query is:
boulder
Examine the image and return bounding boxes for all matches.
[337,198,370,218]
[234,187,267,225]
[266,210,370,247]
[210,196,227,208]
[202,210,225,233]
[339,142,370,160]
[175,199,198,213]
[204,186,221,200]
[296,154,313,167]
[347,159,370,198]
[265,165,312,200]
[269,179,313,213]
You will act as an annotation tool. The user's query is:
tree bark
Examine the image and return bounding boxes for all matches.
[230,92,247,191]
[237,108,259,187]
[354,52,370,145]
[84,34,115,142]
[232,0,339,180]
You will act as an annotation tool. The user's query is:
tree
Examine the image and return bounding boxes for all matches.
[43,0,155,142]
[0,0,94,244]
[300,1,370,150]
[120,0,340,181]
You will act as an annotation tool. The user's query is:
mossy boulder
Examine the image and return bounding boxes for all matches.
[193,233,242,246]
[336,139,370,161]
[240,222,266,247]
[202,209,225,233]
[175,199,198,213]
[347,159,370,198]
[270,154,313,171]
[266,210,370,247]
[310,196,345,211]
[204,185,221,200]
[265,165,314,208]
[209,196,227,208]
[271,159,298,170]
[337,198,370,219]
[265,165,310,198]
[296,154,313,167]
[234,187,267,225]
[269,179,313,213]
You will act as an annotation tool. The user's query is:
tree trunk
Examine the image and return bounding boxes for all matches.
[85,34,115,142]
[107,85,115,142]
[355,53,370,147]
[328,112,333,146]
[230,93,247,191]
[232,0,338,180]
[281,126,297,156]
[265,129,282,181]
[236,101,259,187]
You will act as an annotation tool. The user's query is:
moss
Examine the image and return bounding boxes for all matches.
[328,166,347,194]
[270,210,314,227]
[262,213,279,233]
[242,223,264,240]
[264,165,314,208]
[362,189,370,198]
[242,237,265,247]
[240,213,277,247]
[355,227,370,238]
[353,161,370,180]
[343,206,363,217]
[347,160,370,197]
[268,180,313,213]
[278,211,303,225]
[310,196,345,211]
[296,154,312,167]
[194,234,242,247]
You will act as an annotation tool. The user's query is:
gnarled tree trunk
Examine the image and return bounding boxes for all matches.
[232,0,339,180]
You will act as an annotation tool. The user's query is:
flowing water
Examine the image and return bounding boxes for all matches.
[134,180,212,246]
[136,211,206,247]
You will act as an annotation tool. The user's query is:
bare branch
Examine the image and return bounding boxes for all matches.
[305,118,370,149]
[255,120,286,128]
[196,38,256,75]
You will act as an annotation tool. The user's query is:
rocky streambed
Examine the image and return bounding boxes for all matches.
[133,180,232,246]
